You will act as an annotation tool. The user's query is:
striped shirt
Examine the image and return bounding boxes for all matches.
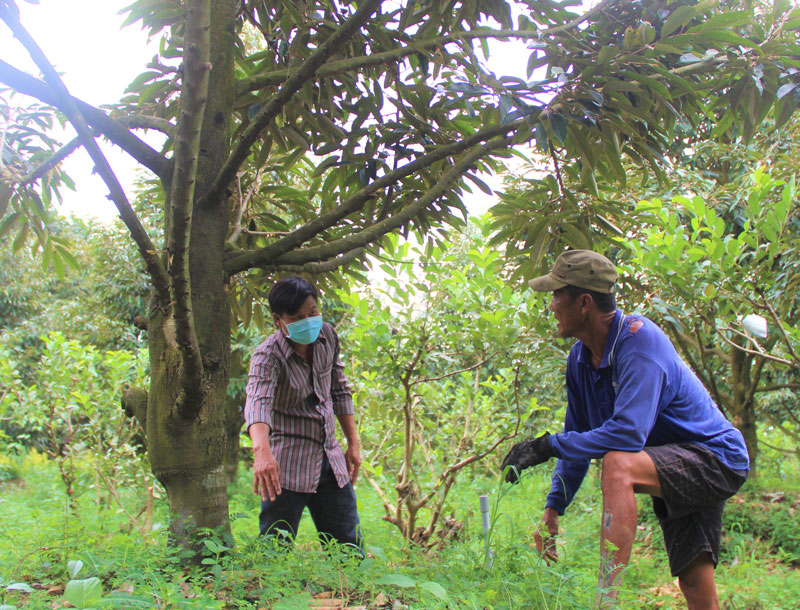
[244,322,354,493]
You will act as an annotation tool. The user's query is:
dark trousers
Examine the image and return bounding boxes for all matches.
[259,454,362,552]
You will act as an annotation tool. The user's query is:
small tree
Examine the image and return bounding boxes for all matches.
[338,219,557,544]
[0,333,153,525]
[626,169,800,473]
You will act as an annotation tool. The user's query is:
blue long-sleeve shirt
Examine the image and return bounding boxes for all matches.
[546,311,750,515]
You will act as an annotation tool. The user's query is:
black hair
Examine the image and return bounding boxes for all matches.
[268,276,318,315]
[564,284,616,313]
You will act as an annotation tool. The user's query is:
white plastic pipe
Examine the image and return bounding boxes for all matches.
[480,494,493,568]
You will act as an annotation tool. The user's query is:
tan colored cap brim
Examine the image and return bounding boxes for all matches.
[528,273,568,292]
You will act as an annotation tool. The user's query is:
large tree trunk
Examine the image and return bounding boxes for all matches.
[147,308,231,545]
[145,0,238,550]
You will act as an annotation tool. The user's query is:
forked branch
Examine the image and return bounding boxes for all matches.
[0,59,171,178]
[263,135,514,267]
[170,0,213,420]
[224,125,524,275]
[203,0,382,207]
[0,3,171,306]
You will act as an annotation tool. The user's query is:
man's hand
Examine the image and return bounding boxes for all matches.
[253,444,281,502]
[534,507,559,565]
[501,433,554,483]
[337,414,361,483]
[344,443,362,483]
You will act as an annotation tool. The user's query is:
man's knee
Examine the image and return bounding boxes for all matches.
[600,451,637,490]
[601,451,660,496]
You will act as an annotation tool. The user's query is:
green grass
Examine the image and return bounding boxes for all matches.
[1,451,799,609]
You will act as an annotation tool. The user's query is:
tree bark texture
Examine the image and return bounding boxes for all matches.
[144,0,238,546]
[729,347,759,475]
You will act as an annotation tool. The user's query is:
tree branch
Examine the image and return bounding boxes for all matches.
[228,168,265,244]
[761,297,800,364]
[0,59,171,179]
[266,247,367,275]
[755,383,800,393]
[20,136,81,185]
[223,119,528,275]
[237,0,612,94]
[718,327,797,368]
[759,437,799,455]
[202,0,382,207]
[412,352,499,386]
[0,4,171,306]
[764,413,800,444]
[666,319,725,406]
[691,319,726,408]
[259,135,513,268]
[171,0,212,420]
[118,114,176,138]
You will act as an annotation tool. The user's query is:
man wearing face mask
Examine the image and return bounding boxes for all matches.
[244,276,363,552]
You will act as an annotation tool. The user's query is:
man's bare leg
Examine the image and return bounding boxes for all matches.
[678,552,719,610]
[594,451,661,608]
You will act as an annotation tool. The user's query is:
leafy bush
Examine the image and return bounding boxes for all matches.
[0,453,20,483]
[0,333,154,523]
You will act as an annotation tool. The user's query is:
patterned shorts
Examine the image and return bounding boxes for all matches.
[643,443,748,576]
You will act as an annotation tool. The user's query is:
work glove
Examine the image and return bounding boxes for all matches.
[501,433,554,483]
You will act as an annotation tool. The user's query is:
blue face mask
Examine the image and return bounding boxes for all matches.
[284,315,323,345]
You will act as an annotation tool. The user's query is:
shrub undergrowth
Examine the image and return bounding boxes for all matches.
[2,453,799,610]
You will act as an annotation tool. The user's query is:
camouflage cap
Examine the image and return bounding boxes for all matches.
[528,250,617,294]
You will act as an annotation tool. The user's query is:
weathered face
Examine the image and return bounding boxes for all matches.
[273,295,319,335]
[549,287,585,339]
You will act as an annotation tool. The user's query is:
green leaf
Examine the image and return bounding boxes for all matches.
[775,94,798,129]
[465,173,493,195]
[602,78,643,95]
[0,212,20,240]
[777,83,797,99]
[710,111,735,139]
[548,113,568,146]
[54,245,79,270]
[419,581,450,602]
[597,45,617,64]
[51,249,66,279]
[569,127,595,170]
[534,121,549,152]
[686,10,753,33]
[312,156,340,177]
[662,5,697,37]
[696,29,760,50]
[64,578,103,609]
[654,42,688,54]
[619,71,671,99]
[67,560,84,579]
[376,574,416,587]
[273,593,313,610]
[11,220,29,253]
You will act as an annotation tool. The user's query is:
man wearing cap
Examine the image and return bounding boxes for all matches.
[501,250,749,609]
